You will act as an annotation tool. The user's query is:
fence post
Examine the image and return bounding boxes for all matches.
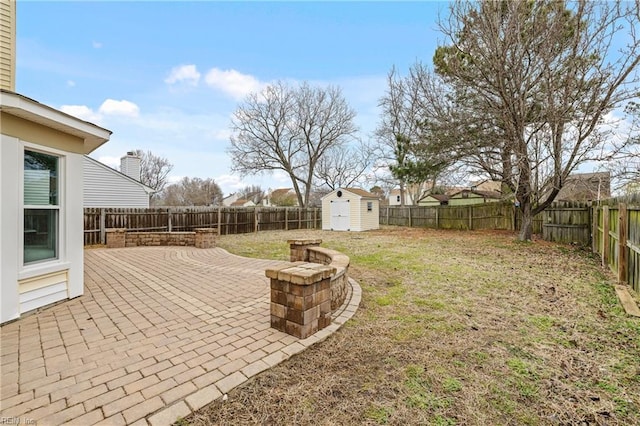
[468,206,472,230]
[408,206,412,227]
[602,205,610,267]
[591,205,598,254]
[167,208,172,232]
[618,203,628,284]
[255,207,260,233]
[435,207,439,229]
[99,209,106,244]
[285,208,289,231]
[298,208,302,229]
[314,208,317,229]
[217,207,222,236]
[386,207,389,225]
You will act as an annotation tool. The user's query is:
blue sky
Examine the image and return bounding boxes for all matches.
[17,1,447,195]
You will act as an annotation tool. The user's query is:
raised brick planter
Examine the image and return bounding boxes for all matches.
[287,239,350,312]
[125,231,195,247]
[105,228,126,248]
[266,262,336,339]
[105,228,216,248]
[195,228,217,248]
[288,239,322,262]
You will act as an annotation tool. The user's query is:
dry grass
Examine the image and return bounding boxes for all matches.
[183,227,640,426]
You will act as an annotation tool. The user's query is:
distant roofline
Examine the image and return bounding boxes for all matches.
[84,155,155,194]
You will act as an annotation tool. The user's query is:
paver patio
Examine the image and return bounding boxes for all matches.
[0,247,361,425]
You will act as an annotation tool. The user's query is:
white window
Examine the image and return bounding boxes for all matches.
[396,195,400,202]
[367,201,373,212]
[23,150,59,264]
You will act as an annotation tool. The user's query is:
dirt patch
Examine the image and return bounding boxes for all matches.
[185,227,640,425]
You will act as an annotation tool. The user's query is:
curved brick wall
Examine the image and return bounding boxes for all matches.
[307,247,349,311]
[288,240,350,312]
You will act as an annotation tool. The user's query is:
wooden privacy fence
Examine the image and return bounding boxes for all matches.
[84,206,321,245]
[380,201,596,243]
[593,196,640,294]
[380,202,554,234]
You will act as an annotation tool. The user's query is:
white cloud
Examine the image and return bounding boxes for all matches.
[216,174,245,187]
[204,68,263,100]
[272,170,290,183]
[92,41,102,49]
[59,105,101,122]
[66,80,76,87]
[98,99,140,118]
[168,175,184,184]
[96,156,121,169]
[165,64,201,86]
[212,129,232,141]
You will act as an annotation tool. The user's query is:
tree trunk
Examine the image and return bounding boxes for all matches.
[519,199,533,241]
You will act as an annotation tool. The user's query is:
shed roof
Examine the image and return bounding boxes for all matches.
[450,189,502,199]
[321,187,379,200]
[345,188,379,199]
[556,172,610,202]
[425,193,450,202]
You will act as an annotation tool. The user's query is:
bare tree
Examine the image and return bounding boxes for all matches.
[269,190,297,207]
[603,102,640,192]
[313,140,373,190]
[228,81,358,207]
[375,64,454,205]
[433,0,640,240]
[159,177,223,206]
[237,185,266,205]
[133,149,173,201]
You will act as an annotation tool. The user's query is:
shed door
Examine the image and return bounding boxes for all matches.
[330,200,350,231]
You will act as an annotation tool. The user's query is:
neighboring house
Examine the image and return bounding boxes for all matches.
[445,186,466,196]
[448,189,502,206]
[230,198,256,207]
[470,179,502,193]
[83,155,154,208]
[389,182,438,206]
[555,172,611,202]
[222,193,239,207]
[322,188,380,232]
[418,193,450,207]
[388,189,413,206]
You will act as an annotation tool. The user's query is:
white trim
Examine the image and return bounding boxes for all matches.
[19,142,67,273]
[0,90,111,154]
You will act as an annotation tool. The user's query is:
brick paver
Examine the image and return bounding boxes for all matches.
[0,246,361,425]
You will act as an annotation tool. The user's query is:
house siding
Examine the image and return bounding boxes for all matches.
[0,0,15,91]
[83,157,150,208]
[359,199,379,231]
[449,194,491,206]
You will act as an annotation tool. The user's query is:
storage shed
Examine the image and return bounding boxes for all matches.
[321,188,379,232]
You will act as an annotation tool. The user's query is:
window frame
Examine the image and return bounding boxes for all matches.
[20,143,66,270]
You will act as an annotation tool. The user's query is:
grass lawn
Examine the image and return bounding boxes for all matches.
[185,227,640,425]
